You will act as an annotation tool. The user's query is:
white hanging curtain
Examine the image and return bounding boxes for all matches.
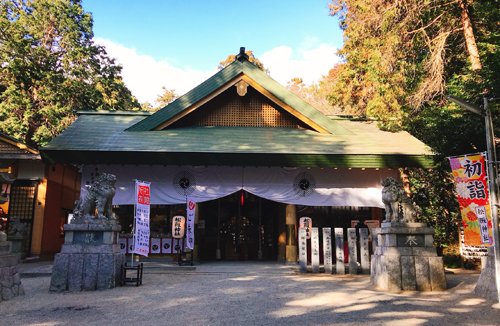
[80,165,399,208]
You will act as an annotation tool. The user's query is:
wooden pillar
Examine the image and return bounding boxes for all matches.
[285,204,297,262]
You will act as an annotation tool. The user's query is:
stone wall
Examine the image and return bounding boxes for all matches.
[0,232,25,301]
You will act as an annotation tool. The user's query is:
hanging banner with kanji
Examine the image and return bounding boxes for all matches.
[448,153,492,246]
[133,180,151,256]
[186,197,195,250]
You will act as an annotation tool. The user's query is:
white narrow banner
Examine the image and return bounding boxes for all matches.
[186,197,196,250]
[133,180,151,257]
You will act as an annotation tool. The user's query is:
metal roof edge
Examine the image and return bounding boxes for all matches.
[126,61,244,131]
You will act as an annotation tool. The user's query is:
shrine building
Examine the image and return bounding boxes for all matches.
[40,48,433,262]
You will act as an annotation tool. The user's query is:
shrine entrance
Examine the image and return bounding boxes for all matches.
[197,191,280,261]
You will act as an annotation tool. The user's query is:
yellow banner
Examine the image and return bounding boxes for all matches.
[449,153,492,246]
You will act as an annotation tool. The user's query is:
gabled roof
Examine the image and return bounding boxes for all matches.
[40,48,435,168]
[40,111,434,168]
[126,52,352,135]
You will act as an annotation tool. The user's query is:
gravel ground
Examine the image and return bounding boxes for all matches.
[1,261,499,326]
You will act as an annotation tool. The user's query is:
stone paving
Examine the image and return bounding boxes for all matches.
[1,261,499,326]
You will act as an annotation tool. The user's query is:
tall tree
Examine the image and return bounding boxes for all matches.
[0,0,140,147]
[328,0,500,248]
[328,0,499,127]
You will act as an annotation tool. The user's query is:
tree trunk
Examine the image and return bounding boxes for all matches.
[459,0,482,71]
[400,168,411,196]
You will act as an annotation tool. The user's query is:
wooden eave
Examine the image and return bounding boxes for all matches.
[0,134,39,154]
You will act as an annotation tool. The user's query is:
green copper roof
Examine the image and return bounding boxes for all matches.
[41,112,434,168]
[126,59,352,135]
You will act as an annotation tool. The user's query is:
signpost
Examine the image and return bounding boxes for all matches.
[311,227,320,273]
[323,227,333,274]
[298,227,307,273]
[299,217,312,239]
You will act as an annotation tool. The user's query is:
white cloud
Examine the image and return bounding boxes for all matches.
[95,38,216,103]
[95,39,339,104]
[261,44,340,86]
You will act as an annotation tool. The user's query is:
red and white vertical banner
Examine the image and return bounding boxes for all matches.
[133,180,151,257]
[186,197,196,250]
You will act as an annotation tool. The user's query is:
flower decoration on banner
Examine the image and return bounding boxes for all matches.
[448,153,492,246]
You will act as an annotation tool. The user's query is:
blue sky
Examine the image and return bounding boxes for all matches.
[82,0,344,103]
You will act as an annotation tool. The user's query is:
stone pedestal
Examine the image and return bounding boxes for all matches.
[50,224,125,292]
[371,222,447,291]
[474,247,498,300]
[0,232,25,301]
[7,236,26,261]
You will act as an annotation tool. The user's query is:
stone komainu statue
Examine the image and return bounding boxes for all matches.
[73,173,116,221]
[381,177,418,223]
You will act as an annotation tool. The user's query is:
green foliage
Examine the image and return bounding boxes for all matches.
[328,0,500,126]
[153,87,178,111]
[0,0,139,147]
[407,167,460,248]
[328,0,500,249]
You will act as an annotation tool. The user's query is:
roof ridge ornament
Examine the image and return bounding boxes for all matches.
[235,47,249,62]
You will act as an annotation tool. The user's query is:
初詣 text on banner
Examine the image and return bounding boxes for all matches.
[449,153,493,246]
[133,180,151,256]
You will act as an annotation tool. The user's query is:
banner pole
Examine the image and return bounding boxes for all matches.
[485,97,500,305]
[132,180,137,268]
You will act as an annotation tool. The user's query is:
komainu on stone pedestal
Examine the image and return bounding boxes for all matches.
[50,173,125,292]
[371,178,447,291]
[72,173,117,225]
[381,177,418,223]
